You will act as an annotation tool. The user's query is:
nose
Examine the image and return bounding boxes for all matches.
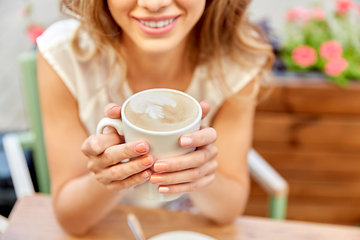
[138,0,172,12]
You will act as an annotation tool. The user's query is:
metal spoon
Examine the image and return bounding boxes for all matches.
[127,213,147,240]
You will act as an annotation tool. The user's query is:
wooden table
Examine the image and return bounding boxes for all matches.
[3,194,360,240]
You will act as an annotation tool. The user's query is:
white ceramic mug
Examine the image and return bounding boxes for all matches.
[96,89,202,202]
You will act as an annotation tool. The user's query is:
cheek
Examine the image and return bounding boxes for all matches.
[107,0,135,26]
[107,0,135,10]
[177,0,206,28]
[177,0,206,16]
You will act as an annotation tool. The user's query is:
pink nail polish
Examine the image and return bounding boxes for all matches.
[140,156,152,166]
[180,137,192,147]
[150,175,163,183]
[141,171,150,178]
[135,143,147,153]
[158,187,169,193]
[154,161,168,172]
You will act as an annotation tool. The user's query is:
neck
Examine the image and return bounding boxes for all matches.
[120,35,194,91]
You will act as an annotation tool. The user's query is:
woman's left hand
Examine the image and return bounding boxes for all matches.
[150,102,218,194]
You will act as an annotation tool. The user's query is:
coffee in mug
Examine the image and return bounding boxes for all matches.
[124,91,199,132]
[96,89,202,202]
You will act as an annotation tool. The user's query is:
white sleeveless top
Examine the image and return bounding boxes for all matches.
[37,19,264,208]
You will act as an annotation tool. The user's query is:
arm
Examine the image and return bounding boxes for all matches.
[37,50,153,235]
[188,80,257,224]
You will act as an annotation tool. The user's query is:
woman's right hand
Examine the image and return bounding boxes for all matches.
[81,104,154,192]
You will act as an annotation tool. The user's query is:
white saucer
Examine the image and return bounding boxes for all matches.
[149,231,217,240]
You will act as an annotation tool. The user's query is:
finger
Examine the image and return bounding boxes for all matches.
[102,126,118,134]
[153,145,218,173]
[106,169,153,192]
[200,101,210,120]
[95,155,154,184]
[87,140,151,173]
[103,103,122,119]
[157,173,216,194]
[102,141,150,167]
[179,127,217,148]
[150,159,218,185]
[82,133,122,157]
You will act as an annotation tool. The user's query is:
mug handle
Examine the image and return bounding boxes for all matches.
[96,117,124,136]
[96,117,129,163]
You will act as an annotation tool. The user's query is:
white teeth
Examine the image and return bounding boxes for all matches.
[139,18,175,28]
[157,21,164,28]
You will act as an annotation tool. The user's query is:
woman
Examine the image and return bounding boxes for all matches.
[36,0,273,235]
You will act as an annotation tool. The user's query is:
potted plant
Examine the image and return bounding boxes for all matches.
[281,0,360,86]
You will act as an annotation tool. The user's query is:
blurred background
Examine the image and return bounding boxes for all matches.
[1,0,360,225]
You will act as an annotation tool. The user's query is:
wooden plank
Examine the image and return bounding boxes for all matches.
[253,113,360,146]
[245,197,360,225]
[251,177,360,198]
[247,191,360,206]
[257,77,360,115]
[253,151,360,173]
[275,171,360,182]
[246,189,360,224]
[253,141,360,154]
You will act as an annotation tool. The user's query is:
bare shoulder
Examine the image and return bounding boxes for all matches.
[37,49,74,103]
[214,79,258,123]
[37,49,81,128]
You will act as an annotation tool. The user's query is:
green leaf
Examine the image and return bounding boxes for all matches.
[328,75,349,88]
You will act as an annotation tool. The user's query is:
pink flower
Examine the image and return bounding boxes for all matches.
[292,45,318,68]
[18,7,27,17]
[336,0,354,15]
[27,24,45,44]
[320,40,343,60]
[286,6,311,22]
[312,8,325,21]
[324,58,349,76]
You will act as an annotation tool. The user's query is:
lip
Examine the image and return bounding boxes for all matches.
[133,15,181,36]
[134,15,180,21]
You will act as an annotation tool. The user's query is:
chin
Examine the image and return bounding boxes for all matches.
[136,38,185,55]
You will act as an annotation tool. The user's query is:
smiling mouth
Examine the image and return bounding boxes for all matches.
[139,18,175,29]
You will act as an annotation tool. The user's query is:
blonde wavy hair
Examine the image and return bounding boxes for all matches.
[60,0,274,98]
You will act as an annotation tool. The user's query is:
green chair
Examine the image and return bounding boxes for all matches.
[3,51,50,195]
[3,51,288,220]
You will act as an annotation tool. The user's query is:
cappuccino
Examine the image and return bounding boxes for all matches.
[124,91,199,132]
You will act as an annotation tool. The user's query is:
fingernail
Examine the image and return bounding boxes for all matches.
[154,161,168,172]
[103,126,116,134]
[140,156,152,166]
[135,143,147,153]
[180,137,192,147]
[107,105,120,115]
[159,187,169,193]
[141,170,150,178]
[150,175,163,183]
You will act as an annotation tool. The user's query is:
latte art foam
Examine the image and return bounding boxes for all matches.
[124,91,199,132]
